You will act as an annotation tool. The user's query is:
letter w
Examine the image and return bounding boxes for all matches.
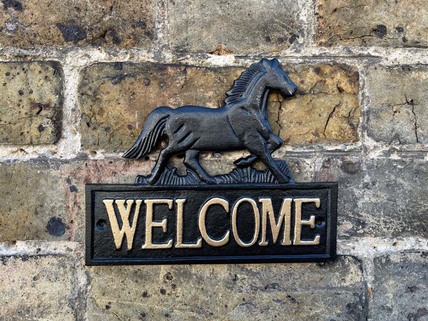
[103,199,142,250]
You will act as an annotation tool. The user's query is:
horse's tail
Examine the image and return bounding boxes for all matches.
[123,108,171,159]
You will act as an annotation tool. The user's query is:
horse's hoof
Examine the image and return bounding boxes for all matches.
[147,176,158,185]
[202,177,217,184]
[276,176,289,184]
[234,157,254,168]
[234,158,248,167]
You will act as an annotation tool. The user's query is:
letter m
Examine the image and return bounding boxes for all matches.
[103,199,142,250]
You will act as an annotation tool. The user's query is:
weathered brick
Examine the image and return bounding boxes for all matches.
[316,0,428,47]
[169,0,305,54]
[269,64,360,145]
[79,62,360,152]
[87,256,366,320]
[0,0,155,47]
[0,62,62,145]
[0,255,76,320]
[316,157,428,238]
[366,66,428,145]
[371,252,428,321]
[0,161,70,241]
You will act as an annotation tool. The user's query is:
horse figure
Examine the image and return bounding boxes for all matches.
[123,58,297,184]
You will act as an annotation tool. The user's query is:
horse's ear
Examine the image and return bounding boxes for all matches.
[261,58,271,69]
[271,58,279,68]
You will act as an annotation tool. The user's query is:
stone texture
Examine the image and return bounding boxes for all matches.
[0,62,62,145]
[371,252,428,321]
[0,255,76,320]
[79,63,244,152]
[80,62,360,152]
[0,160,71,241]
[316,156,365,238]
[268,64,361,145]
[366,66,428,144]
[88,256,366,321]
[169,0,305,54]
[316,0,428,47]
[317,157,428,238]
[0,0,155,47]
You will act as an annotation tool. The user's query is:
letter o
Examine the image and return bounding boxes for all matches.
[232,198,260,247]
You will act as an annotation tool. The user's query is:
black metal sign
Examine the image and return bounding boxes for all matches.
[86,183,337,265]
[85,58,339,265]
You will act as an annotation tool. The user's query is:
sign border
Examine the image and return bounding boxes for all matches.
[86,183,338,266]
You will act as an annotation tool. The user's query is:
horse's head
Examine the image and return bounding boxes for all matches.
[261,58,297,97]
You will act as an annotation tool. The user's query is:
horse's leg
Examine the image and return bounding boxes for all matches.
[244,133,289,183]
[148,146,175,184]
[184,149,216,184]
[235,134,282,167]
[149,128,199,184]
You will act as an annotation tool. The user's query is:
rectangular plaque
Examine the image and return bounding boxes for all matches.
[86,183,337,265]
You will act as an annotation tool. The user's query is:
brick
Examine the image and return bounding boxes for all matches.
[366,66,428,145]
[0,161,70,241]
[371,252,428,321]
[79,62,360,152]
[269,64,360,145]
[79,63,243,152]
[0,255,76,320]
[0,62,62,145]
[169,0,305,54]
[0,0,155,47]
[316,157,428,238]
[87,256,366,320]
[316,0,428,47]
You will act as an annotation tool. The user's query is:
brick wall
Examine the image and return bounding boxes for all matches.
[1,0,427,320]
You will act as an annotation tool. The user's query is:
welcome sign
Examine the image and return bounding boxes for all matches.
[85,59,338,265]
[86,184,337,265]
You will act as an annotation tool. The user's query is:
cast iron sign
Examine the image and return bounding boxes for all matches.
[86,58,338,265]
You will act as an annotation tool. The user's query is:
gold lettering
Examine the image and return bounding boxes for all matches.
[232,198,260,247]
[293,198,321,246]
[103,199,142,250]
[258,198,292,246]
[175,199,202,248]
[199,198,230,247]
[142,199,173,249]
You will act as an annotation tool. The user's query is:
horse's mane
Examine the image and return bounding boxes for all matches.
[224,61,267,105]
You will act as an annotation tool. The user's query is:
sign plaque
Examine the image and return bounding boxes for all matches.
[86,58,338,265]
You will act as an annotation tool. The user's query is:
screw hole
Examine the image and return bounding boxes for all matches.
[96,219,107,231]
[315,217,325,228]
